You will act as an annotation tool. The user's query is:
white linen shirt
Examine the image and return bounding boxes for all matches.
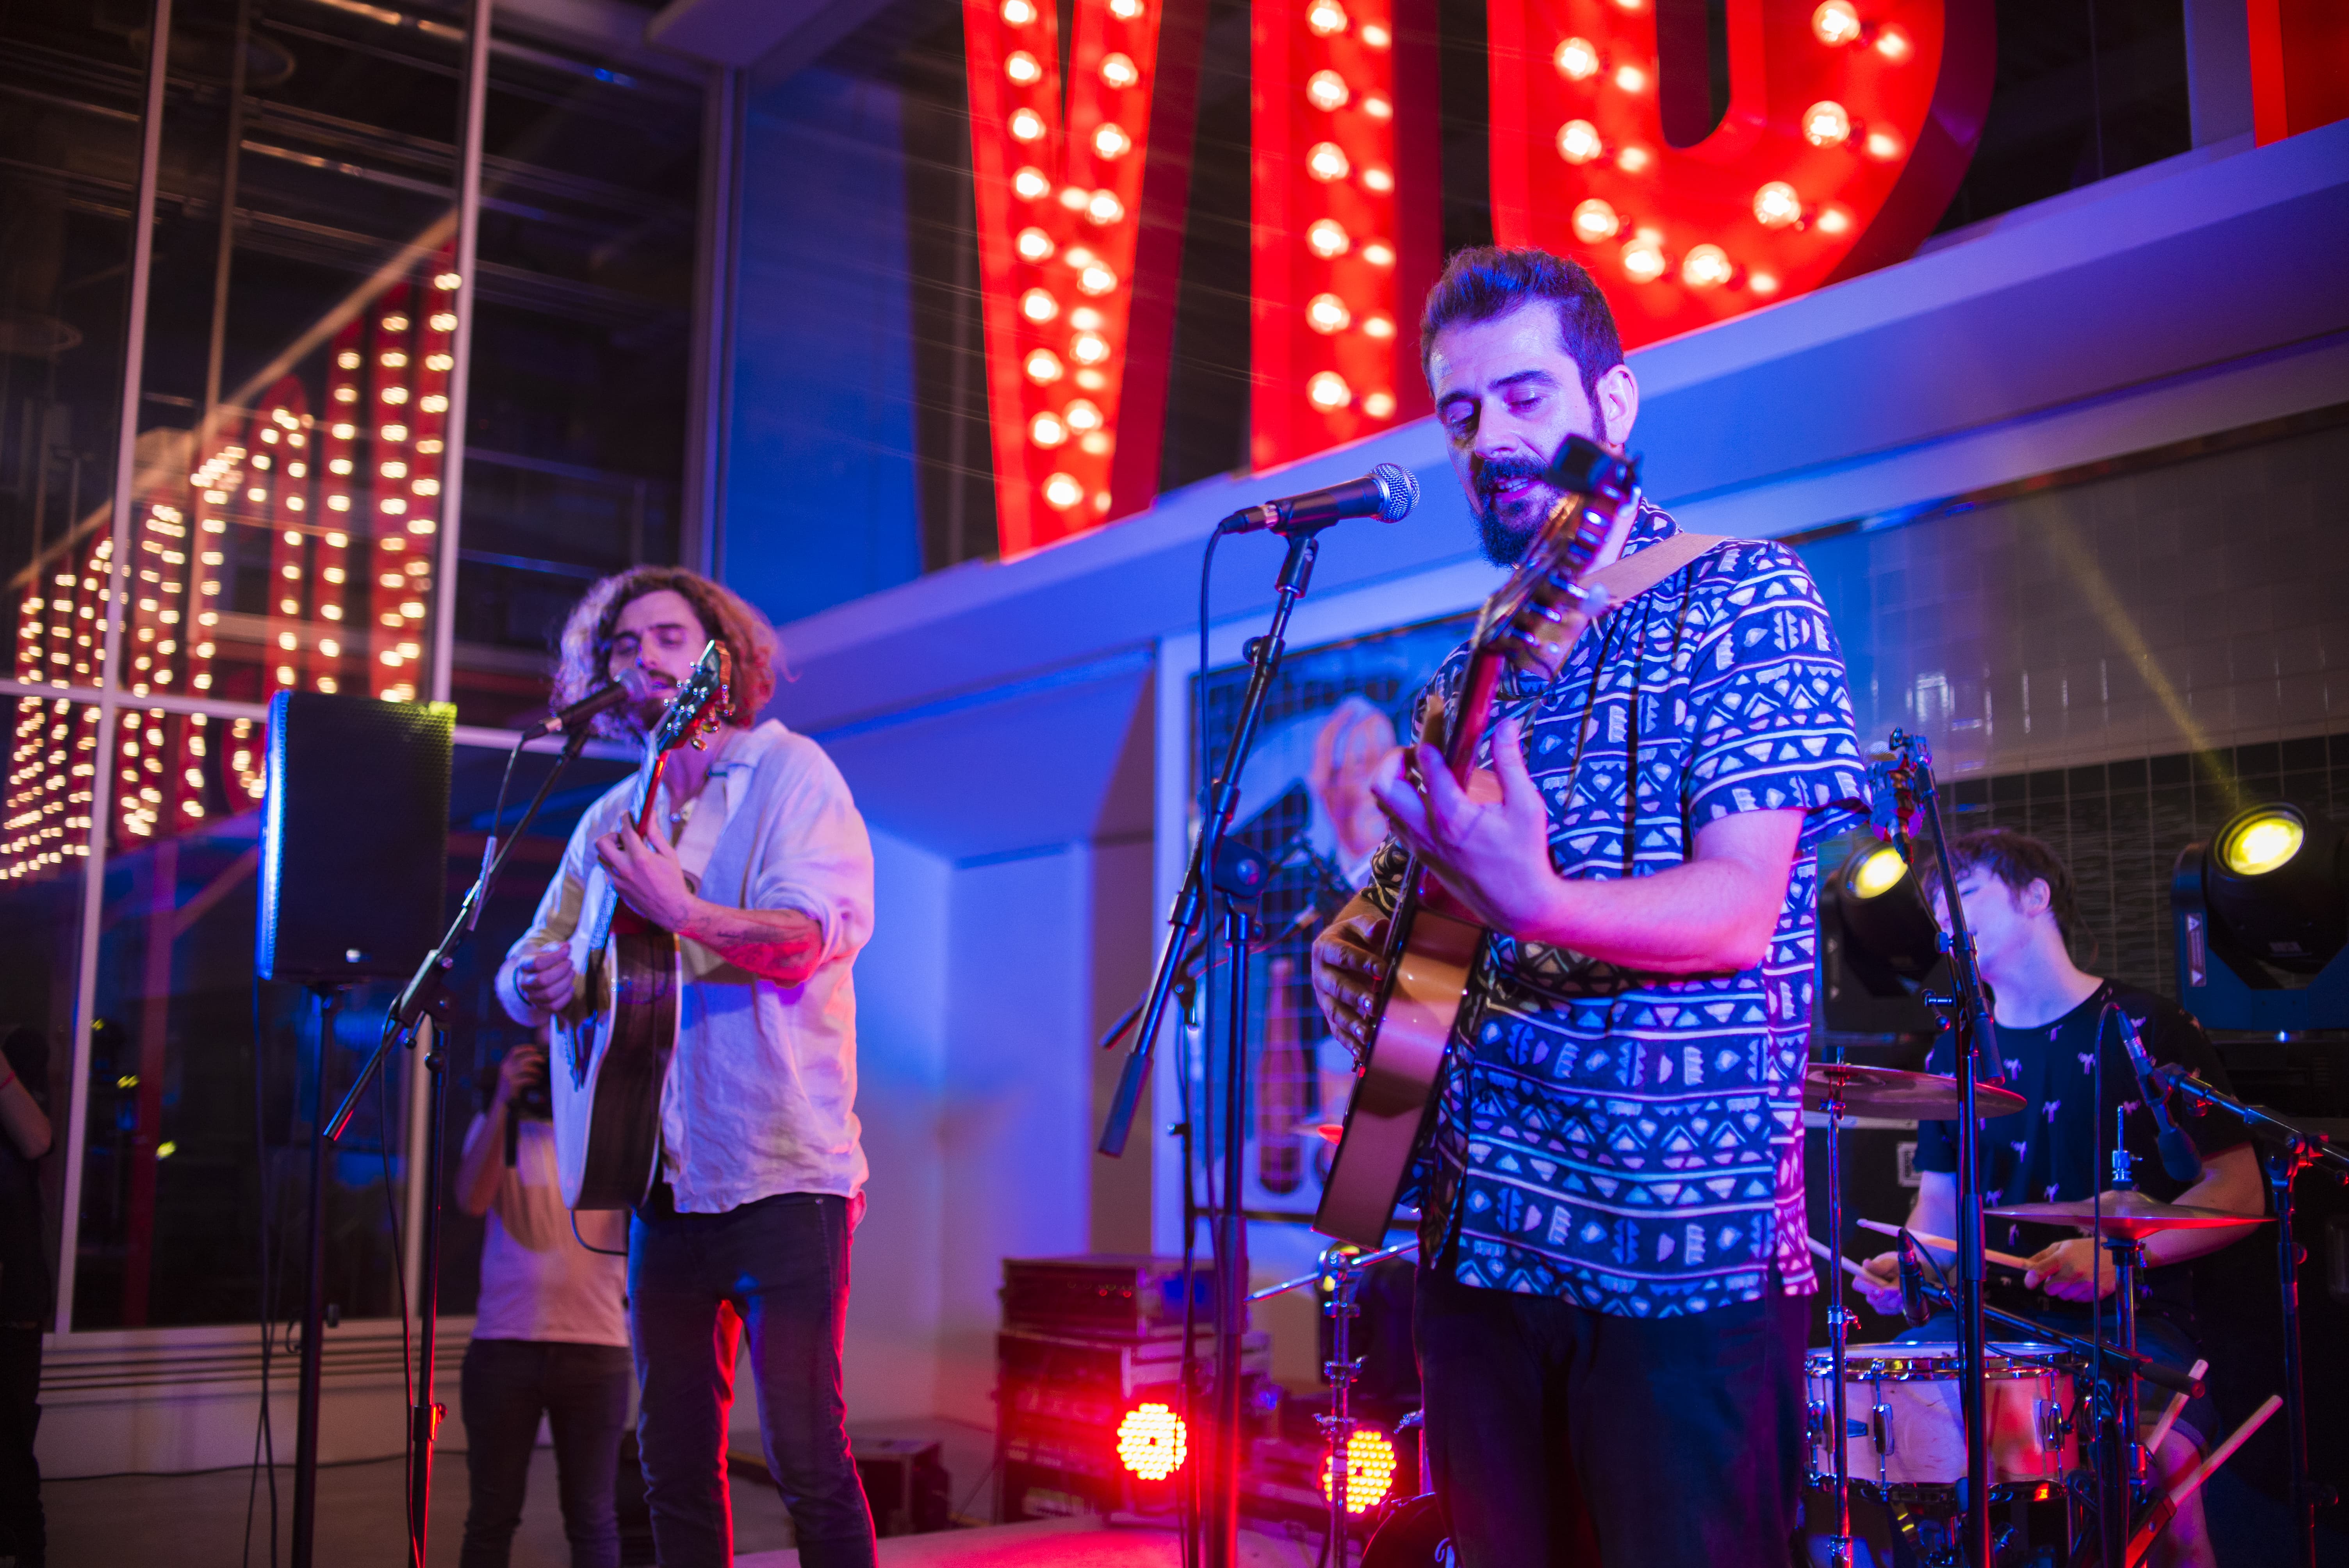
[495,719,874,1212]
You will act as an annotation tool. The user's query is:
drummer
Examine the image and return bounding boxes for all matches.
[1855,829,2263,1568]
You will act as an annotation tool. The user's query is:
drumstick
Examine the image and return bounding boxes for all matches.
[2125,1394,2282,1567]
[1856,1217,2036,1273]
[1805,1234,1870,1287]
[2143,1358,2210,1460]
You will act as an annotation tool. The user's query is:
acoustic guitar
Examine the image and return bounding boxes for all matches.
[551,640,732,1210]
[1312,438,1645,1247]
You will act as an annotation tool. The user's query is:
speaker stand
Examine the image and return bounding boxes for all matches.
[289,981,349,1568]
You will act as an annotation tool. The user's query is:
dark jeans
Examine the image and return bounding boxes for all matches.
[0,1327,42,1567]
[460,1337,634,1568]
[629,1188,875,1568]
[1416,1266,1810,1568]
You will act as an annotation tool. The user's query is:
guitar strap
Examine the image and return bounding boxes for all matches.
[1580,528,1731,630]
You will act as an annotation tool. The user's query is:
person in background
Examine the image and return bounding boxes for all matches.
[0,1027,53,1568]
[456,1039,633,1568]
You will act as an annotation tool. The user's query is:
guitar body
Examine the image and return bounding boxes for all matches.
[552,905,681,1210]
[1310,437,1643,1249]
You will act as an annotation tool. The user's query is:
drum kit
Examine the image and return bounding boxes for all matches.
[1803,1060,2275,1568]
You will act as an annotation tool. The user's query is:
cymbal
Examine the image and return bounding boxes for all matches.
[1804,1062,2026,1121]
[1986,1188,2268,1240]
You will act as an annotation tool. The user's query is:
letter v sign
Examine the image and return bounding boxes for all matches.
[964,0,1206,558]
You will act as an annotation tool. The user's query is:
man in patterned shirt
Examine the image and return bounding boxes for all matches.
[1312,247,1868,1566]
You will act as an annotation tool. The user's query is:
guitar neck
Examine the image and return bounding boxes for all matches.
[631,750,672,839]
[1441,648,1504,783]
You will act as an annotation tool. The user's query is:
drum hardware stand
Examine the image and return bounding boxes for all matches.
[2153,1065,2349,1568]
[2094,1117,2148,1568]
[284,725,592,1568]
[1881,731,1998,1567]
[1250,1239,1420,1567]
[1818,1060,1858,1567]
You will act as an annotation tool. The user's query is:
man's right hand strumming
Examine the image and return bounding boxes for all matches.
[1311,894,1389,1063]
[516,948,577,1013]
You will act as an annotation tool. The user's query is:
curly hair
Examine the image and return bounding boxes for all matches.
[551,567,779,738]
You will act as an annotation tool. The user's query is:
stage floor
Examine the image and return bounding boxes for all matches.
[742,1515,1322,1566]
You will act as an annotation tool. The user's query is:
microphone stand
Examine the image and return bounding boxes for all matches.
[288,725,591,1568]
[1099,522,1326,1568]
[2155,1066,2349,1568]
[1888,731,1996,1566]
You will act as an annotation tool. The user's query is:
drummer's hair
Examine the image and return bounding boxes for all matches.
[1918,829,2078,940]
[553,567,780,738]
[1420,246,1623,400]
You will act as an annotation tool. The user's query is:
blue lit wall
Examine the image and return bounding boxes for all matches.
[721,68,924,629]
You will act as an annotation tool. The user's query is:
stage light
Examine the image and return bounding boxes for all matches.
[1116,1402,1188,1481]
[2176,804,2349,1030]
[1307,69,1349,110]
[1754,181,1803,228]
[1812,0,1860,45]
[1848,843,1907,900]
[1322,1429,1397,1514]
[1557,119,1604,164]
[1554,37,1599,80]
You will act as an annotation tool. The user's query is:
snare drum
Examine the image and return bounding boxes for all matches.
[1805,1342,2078,1491]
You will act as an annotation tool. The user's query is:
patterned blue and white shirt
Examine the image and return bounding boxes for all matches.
[1368,504,1868,1318]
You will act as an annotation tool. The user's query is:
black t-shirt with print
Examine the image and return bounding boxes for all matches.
[1914,981,2251,1325]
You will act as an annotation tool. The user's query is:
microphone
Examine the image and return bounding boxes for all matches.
[1896,1232,1932,1328]
[2113,1007,2205,1185]
[523,666,655,740]
[1219,462,1420,536]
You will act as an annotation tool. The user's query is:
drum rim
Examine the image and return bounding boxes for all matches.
[1803,1340,2079,1377]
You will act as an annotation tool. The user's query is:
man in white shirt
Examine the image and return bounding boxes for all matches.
[497,568,878,1568]
[456,1041,633,1568]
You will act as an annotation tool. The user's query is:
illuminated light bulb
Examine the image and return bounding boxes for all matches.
[330,458,354,476]
[1803,100,1851,147]
[1620,239,1667,282]
[1100,52,1139,89]
[1077,261,1117,295]
[1864,128,1903,160]
[1018,227,1056,262]
[1108,0,1142,17]
[1064,244,1096,266]
[1006,50,1043,84]
[1030,412,1069,447]
[434,271,460,290]
[1554,36,1599,79]
[430,311,456,331]
[1025,348,1065,383]
[382,313,409,331]
[1613,63,1646,92]
[334,387,358,404]
[1875,25,1912,60]
[1307,142,1351,181]
[284,528,305,546]
[1362,94,1392,121]
[1363,390,1396,418]
[1064,397,1103,431]
[1070,306,1104,329]
[338,351,361,369]
[1362,313,1395,339]
[1061,185,1090,210]
[1753,181,1803,228]
[426,353,453,371]
[1043,472,1085,509]
[1556,119,1603,164]
[1815,205,1852,234]
[1014,166,1051,199]
[1360,20,1390,46]
[1306,371,1351,410]
[332,422,354,438]
[1093,122,1133,159]
[383,423,408,442]
[1306,0,1347,36]
[1306,218,1351,257]
[1306,293,1352,333]
[381,350,408,367]
[1362,240,1395,266]
[1002,0,1036,20]
[1811,0,1860,45]
[1306,70,1349,111]
[1361,166,1394,193]
[1611,0,1642,9]
[1070,331,1111,365]
[1011,108,1046,141]
[1571,198,1622,242]
[1681,244,1733,289]
[1087,189,1125,225]
[1616,145,1651,172]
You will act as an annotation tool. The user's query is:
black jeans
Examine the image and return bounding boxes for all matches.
[629,1188,875,1568]
[459,1337,634,1568]
[0,1326,41,1568]
[1416,1266,1810,1568]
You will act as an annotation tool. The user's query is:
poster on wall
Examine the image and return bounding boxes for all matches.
[1186,610,1471,1220]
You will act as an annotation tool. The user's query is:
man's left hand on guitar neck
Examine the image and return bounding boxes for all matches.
[1365,713,1804,976]
[595,819,828,987]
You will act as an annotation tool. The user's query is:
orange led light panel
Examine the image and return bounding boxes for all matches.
[1116,1401,1189,1481]
[965,0,1201,557]
[1321,1427,1397,1514]
[1252,0,1439,469]
[1487,0,1993,348]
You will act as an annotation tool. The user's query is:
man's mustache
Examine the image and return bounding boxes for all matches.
[1474,456,1549,500]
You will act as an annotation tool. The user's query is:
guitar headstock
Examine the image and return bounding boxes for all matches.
[649,641,733,757]
[1470,436,1641,678]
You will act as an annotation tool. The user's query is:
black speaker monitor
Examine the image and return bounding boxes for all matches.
[257,692,454,984]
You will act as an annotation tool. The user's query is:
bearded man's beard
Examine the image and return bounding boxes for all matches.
[1473,455,1554,567]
